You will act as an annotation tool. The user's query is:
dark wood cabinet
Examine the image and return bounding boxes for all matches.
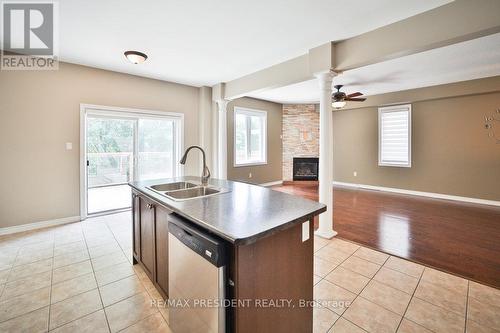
[139,197,156,279]
[154,205,170,298]
[131,189,315,332]
[132,193,141,263]
[231,219,314,332]
[132,191,171,299]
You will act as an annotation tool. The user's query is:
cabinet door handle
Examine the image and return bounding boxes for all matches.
[147,203,154,209]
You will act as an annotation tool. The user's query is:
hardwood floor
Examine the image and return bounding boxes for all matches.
[272,183,500,289]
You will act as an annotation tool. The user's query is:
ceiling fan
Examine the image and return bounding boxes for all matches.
[332,85,366,109]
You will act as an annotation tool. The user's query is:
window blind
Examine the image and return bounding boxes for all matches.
[378,104,411,167]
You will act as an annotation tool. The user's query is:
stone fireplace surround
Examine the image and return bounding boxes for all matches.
[282,104,319,181]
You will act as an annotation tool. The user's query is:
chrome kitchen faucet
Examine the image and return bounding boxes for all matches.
[179,145,211,186]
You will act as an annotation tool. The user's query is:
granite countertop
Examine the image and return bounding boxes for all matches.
[129,176,326,245]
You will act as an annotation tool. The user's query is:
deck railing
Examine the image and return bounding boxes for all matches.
[88,151,173,188]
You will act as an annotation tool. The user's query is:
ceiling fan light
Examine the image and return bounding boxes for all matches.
[124,51,148,64]
[332,100,346,109]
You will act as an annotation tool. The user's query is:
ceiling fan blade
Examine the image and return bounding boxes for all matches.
[345,97,367,102]
[347,92,363,98]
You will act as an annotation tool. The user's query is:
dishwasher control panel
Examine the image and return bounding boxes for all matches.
[168,213,227,267]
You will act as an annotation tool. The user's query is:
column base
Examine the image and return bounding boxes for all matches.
[314,229,338,239]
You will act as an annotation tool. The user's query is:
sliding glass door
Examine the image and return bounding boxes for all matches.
[85,110,182,216]
[87,117,134,214]
[137,118,176,181]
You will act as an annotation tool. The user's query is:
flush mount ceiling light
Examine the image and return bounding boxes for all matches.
[124,50,148,64]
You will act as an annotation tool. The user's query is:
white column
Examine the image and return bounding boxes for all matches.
[216,99,229,179]
[315,72,338,239]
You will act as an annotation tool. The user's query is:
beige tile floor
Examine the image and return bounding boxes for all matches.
[0,212,499,333]
[0,212,169,333]
[313,236,500,333]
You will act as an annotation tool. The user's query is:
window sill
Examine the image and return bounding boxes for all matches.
[378,162,412,168]
[234,161,268,168]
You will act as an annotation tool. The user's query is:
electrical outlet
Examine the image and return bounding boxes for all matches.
[65,142,73,150]
[353,171,357,177]
[248,172,252,178]
[302,221,310,242]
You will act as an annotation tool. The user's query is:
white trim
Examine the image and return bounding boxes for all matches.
[233,107,268,117]
[0,216,81,236]
[378,104,412,168]
[260,180,283,187]
[332,181,500,207]
[80,103,185,118]
[315,229,338,239]
[79,103,185,220]
[80,105,87,219]
[233,106,268,167]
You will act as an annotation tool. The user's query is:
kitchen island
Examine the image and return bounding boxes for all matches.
[129,177,326,333]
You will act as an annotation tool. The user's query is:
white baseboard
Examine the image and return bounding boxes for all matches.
[0,216,81,236]
[333,181,500,207]
[260,180,284,187]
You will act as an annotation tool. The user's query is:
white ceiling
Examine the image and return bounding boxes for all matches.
[248,33,500,104]
[54,0,451,86]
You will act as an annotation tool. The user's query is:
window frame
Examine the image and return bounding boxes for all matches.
[233,107,268,167]
[378,104,412,168]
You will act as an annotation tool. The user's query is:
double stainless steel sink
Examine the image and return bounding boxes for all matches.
[149,182,198,192]
[147,181,229,201]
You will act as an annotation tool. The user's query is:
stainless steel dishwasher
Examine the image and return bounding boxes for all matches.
[168,214,227,333]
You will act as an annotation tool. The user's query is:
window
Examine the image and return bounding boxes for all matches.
[378,104,411,167]
[234,107,267,166]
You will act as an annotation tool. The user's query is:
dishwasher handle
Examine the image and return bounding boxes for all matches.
[168,213,227,268]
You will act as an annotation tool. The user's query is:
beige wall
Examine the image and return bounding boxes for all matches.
[227,97,282,184]
[333,91,500,201]
[0,62,200,228]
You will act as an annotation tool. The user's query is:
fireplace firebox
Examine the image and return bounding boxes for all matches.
[293,157,319,181]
